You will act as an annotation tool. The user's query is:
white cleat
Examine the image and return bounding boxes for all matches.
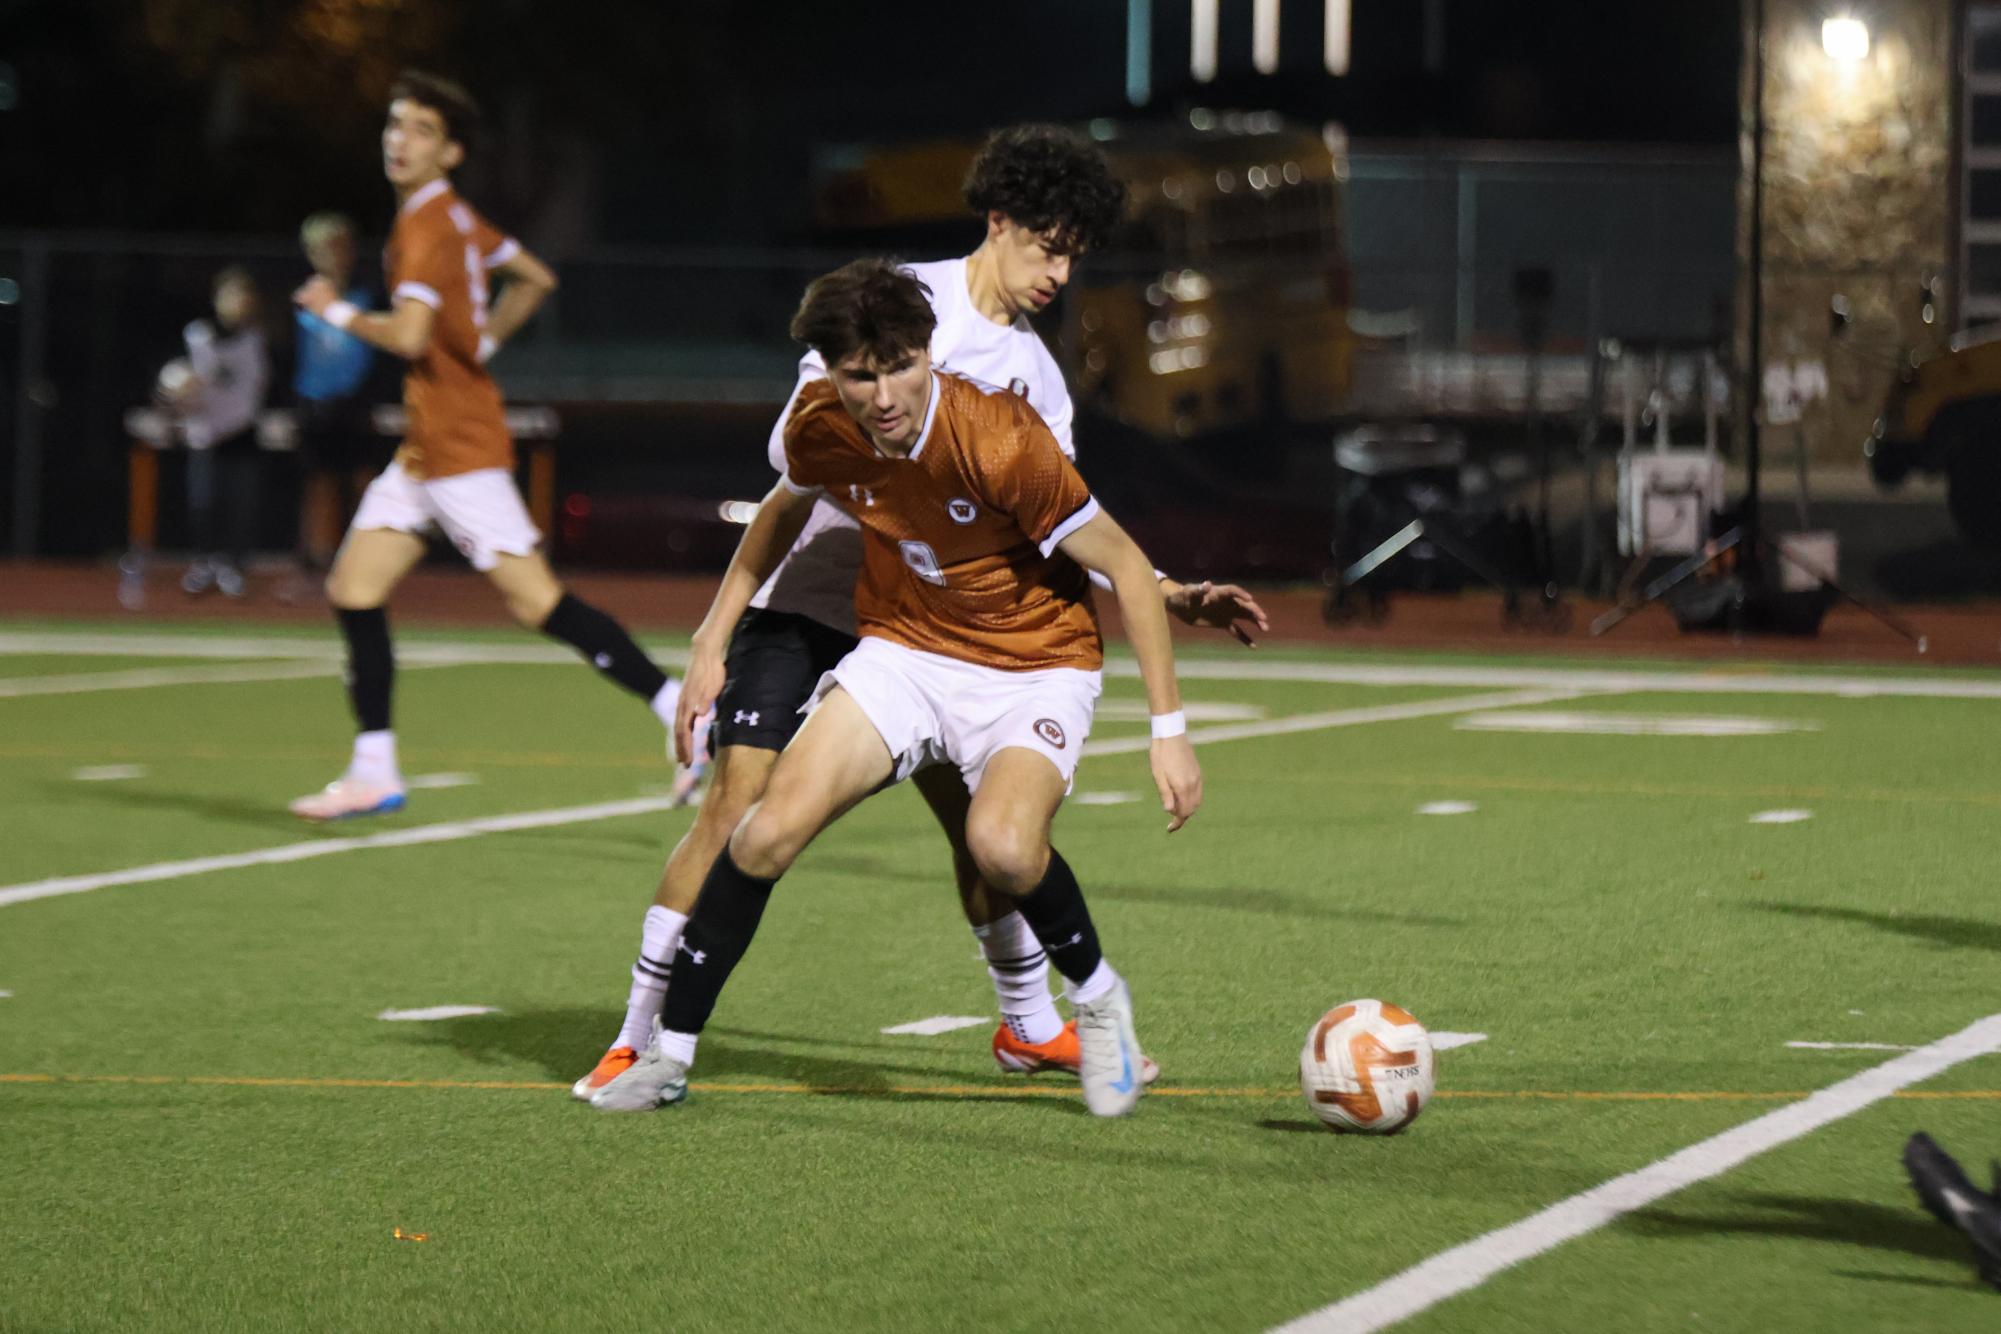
[1074,977,1147,1118]
[288,777,406,822]
[590,1025,690,1112]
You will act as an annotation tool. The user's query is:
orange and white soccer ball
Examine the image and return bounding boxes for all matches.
[1300,999,1436,1134]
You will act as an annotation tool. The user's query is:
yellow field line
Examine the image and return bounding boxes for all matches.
[4,1072,1999,1101]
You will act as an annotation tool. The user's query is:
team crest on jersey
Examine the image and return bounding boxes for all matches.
[1033,718,1067,749]
[1008,377,1030,398]
[947,498,978,524]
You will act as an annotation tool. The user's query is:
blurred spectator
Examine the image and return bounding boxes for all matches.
[162,266,270,598]
[292,212,383,574]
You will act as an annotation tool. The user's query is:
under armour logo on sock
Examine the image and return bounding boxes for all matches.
[593,652,613,669]
[734,710,759,727]
[677,940,707,966]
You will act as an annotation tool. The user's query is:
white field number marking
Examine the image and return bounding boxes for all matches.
[72,765,147,782]
[1271,1011,2001,1333]
[880,1016,989,1037]
[1455,711,1816,737]
[405,773,479,790]
[1785,1041,1914,1052]
[377,1006,501,1022]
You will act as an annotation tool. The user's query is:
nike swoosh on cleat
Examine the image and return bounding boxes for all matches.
[1109,1043,1135,1096]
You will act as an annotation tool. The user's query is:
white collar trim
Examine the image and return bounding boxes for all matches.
[400,177,450,216]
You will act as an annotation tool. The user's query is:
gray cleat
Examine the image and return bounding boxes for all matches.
[590,1025,690,1112]
[1074,976,1146,1118]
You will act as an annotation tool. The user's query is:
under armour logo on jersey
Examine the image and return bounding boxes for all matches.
[947,498,978,524]
[848,483,876,507]
[1008,377,1029,398]
[733,710,760,727]
[677,940,707,966]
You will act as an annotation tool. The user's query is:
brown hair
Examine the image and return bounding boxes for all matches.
[388,70,481,157]
[789,259,936,366]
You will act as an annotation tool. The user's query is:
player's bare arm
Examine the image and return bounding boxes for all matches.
[675,481,818,762]
[293,277,436,360]
[1056,512,1203,832]
[481,246,558,351]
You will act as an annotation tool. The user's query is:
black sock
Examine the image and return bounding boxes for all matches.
[1013,848,1103,987]
[539,593,670,702]
[335,606,393,733]
[658,850,778,1037]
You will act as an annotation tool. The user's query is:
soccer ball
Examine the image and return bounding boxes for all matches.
[1299,999,1435,1134]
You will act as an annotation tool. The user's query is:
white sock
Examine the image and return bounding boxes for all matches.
[656,1028,699,1066]
[613,905,687,1051]
[1066,959,1120,1007]
[649,678,680,729]
[973,912,1064,1045]
[349,729,400,787]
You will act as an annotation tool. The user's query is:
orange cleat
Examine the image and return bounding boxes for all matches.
[992,1020,1158,1085]
[570,1046,637,1102]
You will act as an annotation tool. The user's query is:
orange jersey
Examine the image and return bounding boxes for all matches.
[384,178,515,478]
[780,372,1103,671]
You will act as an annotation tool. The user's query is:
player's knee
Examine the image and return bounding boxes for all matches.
[963,815,1047,897]
[504,585,558,628]
[324,569,371,610]
[726,801,805,880]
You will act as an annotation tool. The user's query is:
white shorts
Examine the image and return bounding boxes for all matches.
[350,462,540,572]
[806,636,1101,793]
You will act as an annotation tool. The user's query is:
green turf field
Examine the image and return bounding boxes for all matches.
[3,621,1999,1332]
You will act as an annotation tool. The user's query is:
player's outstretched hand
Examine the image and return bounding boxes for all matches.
[293,275,336,318]
[1151,733,1202,832]
[1166,580,1269,647]
[676,640,726,766]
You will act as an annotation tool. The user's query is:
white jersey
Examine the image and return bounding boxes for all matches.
[749,255,1076,634]
[180,321,269,449]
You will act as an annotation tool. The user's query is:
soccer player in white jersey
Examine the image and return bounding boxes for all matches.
[571,126,1264,1099]
[595,258,1200,1117]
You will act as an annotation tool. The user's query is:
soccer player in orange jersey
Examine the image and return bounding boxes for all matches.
[593,259,1201,1118]
[288,72,688,820]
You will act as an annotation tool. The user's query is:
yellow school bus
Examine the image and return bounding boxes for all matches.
[814,112,1355,438]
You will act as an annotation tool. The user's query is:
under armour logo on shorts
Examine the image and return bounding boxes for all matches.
[1034,718,1067,748]
[734,709,760,727]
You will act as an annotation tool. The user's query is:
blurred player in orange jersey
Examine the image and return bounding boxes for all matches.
[289,71,689,820]
[592,259,1201,1119]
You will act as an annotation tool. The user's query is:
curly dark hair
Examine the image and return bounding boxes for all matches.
[389,70,482,157]
[790,259,937,367]
[962,124,1127,255]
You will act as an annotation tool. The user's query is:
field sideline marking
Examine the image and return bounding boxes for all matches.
[1271,1011,2001,1334]
[4,1071,2000,1101]
[8,630,2001,700]
[0,689,1576,910]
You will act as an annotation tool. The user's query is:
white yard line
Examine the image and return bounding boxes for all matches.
[1,688,1566,910]
[0,660,358,698]
[1271,1011,2001,1334]
[0,796,678,909]
[5,630,2001,700]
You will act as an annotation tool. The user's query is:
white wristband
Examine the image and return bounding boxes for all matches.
[1150,710,1187,739]
[477,334,498,364]
[322,300,359,331]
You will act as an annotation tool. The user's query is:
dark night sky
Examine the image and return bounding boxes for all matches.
[0,1,1742,243]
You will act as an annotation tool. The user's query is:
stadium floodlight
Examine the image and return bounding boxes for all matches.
[1822,16,1869,61]
[1325,0,1351,75]
[1192,0,1218,83]
[1254,0,1280,75]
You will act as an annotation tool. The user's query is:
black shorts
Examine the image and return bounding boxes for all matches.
[711,608,860,752]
